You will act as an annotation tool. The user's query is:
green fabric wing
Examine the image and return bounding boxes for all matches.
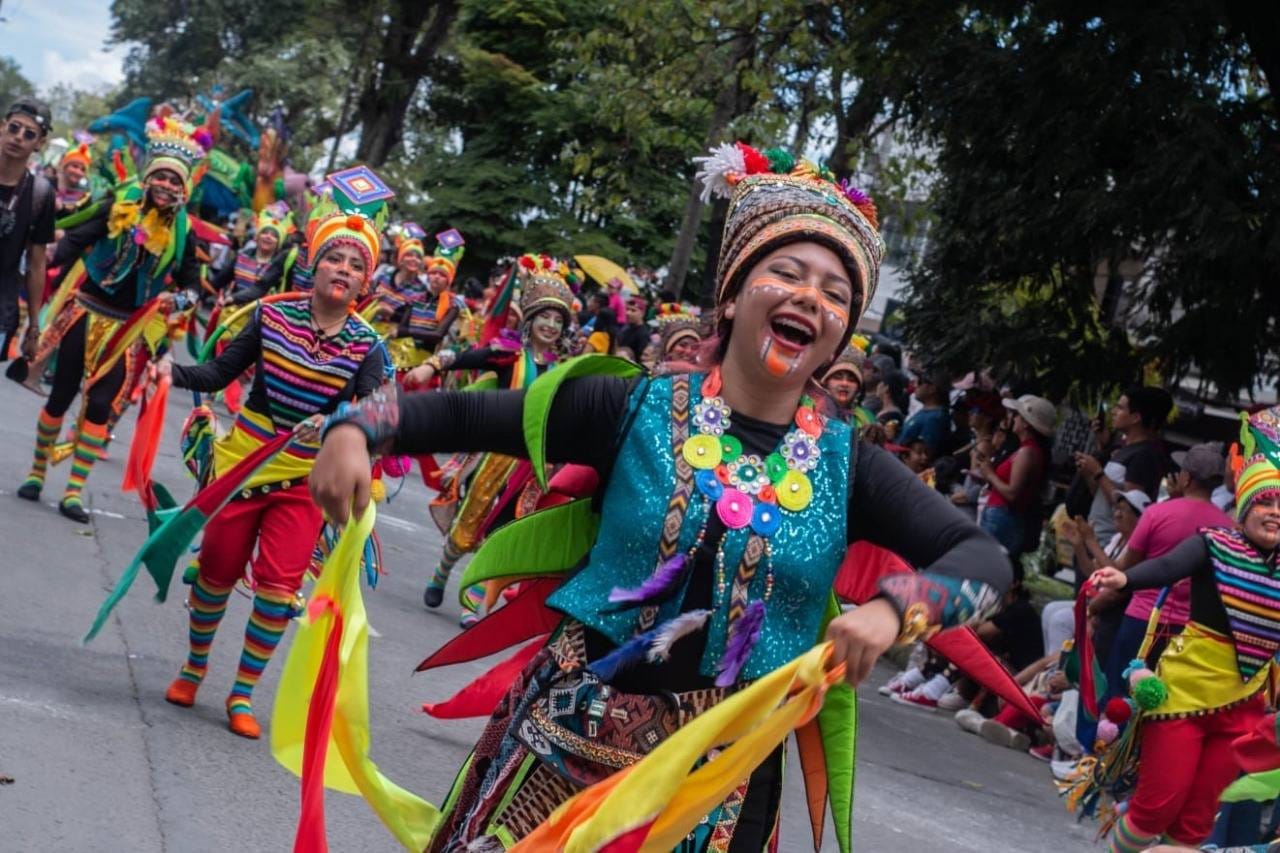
[521,354,641,491]
[55,197,107,231]
[816,592,857,853]
[1223,768,1280,803]
[457,498,599,603]
[84,506,206,642]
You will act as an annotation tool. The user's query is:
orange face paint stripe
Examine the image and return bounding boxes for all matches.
[746,276,850,328]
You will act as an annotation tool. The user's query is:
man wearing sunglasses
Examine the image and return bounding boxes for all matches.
[0,97,54,364]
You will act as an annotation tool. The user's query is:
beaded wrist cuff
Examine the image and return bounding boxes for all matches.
[322,382,400,454]
[877,572,1003,645]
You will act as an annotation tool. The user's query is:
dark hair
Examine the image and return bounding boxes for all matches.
[595,307,618,333]
[6,96,51,135]
[933,455,963,493]
[1122,386,1174,430]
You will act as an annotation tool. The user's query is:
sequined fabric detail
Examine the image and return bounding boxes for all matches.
[547,373,851,680]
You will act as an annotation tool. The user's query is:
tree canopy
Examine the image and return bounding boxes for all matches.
[62,0,1280,398]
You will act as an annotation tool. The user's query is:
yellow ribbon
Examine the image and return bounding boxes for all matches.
[271,504,439,850]
[514,643,844,852]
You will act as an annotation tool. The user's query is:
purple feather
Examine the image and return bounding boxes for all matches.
[606,554,688,609]
[588,626,659,682]
[715,600,766,688]
[837,178,870,206]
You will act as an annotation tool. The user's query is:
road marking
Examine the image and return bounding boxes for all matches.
[378,514,425,533]
[0,488,129,520]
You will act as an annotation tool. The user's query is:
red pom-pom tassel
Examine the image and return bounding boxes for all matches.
[736,142,771,175]
[345,214,364,231]
[1103,696,1133,725]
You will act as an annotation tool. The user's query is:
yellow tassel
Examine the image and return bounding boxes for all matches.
[370,479,386,504]
[139,209,172,256]
[107,200,142,238]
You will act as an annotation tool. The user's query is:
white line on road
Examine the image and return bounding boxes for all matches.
[0,489,127,519]
[377,513,425,533]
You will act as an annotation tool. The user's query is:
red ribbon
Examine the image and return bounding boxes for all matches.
[122,376,170,500]
[294,595,342,853]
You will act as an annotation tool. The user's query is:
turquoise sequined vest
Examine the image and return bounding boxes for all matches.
[546,373,850,681]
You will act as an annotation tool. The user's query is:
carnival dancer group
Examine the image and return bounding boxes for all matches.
[6,89,1280,852]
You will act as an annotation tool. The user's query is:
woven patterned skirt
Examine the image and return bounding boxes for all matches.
[426,621,780,852]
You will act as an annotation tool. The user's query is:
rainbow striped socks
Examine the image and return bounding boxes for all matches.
[226,590,293,719]
[21,410,63,494]
[62,420,109,507]
[1108,814,1160,853]
[178,577,233,687]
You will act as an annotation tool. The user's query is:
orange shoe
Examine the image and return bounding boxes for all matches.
[165,677,199,707]
[225,699,261,739]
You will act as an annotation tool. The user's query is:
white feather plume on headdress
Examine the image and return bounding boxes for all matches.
[694,142,747,203]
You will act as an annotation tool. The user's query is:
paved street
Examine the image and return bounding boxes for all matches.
[0,375,1097,852]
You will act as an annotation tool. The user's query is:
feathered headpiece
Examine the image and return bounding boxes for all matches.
[425,227,465,284]
[143,116,211,194]
[516,254,574,326]
[60,142,92,170]
[1232,406,1280,521]
[254,202,294,245]
[655,302,701,355]
[304,165,394,281]
[695,141,883,320]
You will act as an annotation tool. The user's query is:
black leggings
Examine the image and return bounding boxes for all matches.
[44,314,127,425]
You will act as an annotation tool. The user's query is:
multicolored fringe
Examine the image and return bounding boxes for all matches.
[228,590,293,716]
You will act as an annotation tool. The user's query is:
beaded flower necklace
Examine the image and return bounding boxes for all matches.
[598,369,831,686]
[684,367,822,606]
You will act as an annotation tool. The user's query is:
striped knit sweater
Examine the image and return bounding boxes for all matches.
[1205,526,1280,681]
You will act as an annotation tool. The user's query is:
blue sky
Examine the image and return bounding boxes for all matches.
[2,0,126,91]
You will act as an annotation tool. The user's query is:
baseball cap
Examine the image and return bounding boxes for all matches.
[1115,489,1152,515]
[6,96,52,135]
[1171,442,1226,486]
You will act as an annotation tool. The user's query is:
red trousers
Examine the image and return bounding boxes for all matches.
[197,483,323,596]
[1126,694,1266,845]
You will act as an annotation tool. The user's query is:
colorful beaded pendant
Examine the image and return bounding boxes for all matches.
[684,377,823,536]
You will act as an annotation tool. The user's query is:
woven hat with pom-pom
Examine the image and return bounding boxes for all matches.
[696,142,883,320]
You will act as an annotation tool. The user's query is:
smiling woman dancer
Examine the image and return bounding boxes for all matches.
[1091,406,1280,852]
[309,143,1009,850]
[153,168,392,739]
[404,254,576,624]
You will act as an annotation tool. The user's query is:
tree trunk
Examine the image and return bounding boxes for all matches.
[662,34,754,301]
[827,75,882,177]
[353,0,459,166]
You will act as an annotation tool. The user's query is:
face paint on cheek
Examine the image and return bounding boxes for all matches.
[759,335,799,377]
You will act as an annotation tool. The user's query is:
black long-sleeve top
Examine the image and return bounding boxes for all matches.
[51,202,200,311]
[171,312,384,422]
[1123,535,1278,637]
[439,346,550,388]
[393,376,1004,580]
[389,376,1009,691]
